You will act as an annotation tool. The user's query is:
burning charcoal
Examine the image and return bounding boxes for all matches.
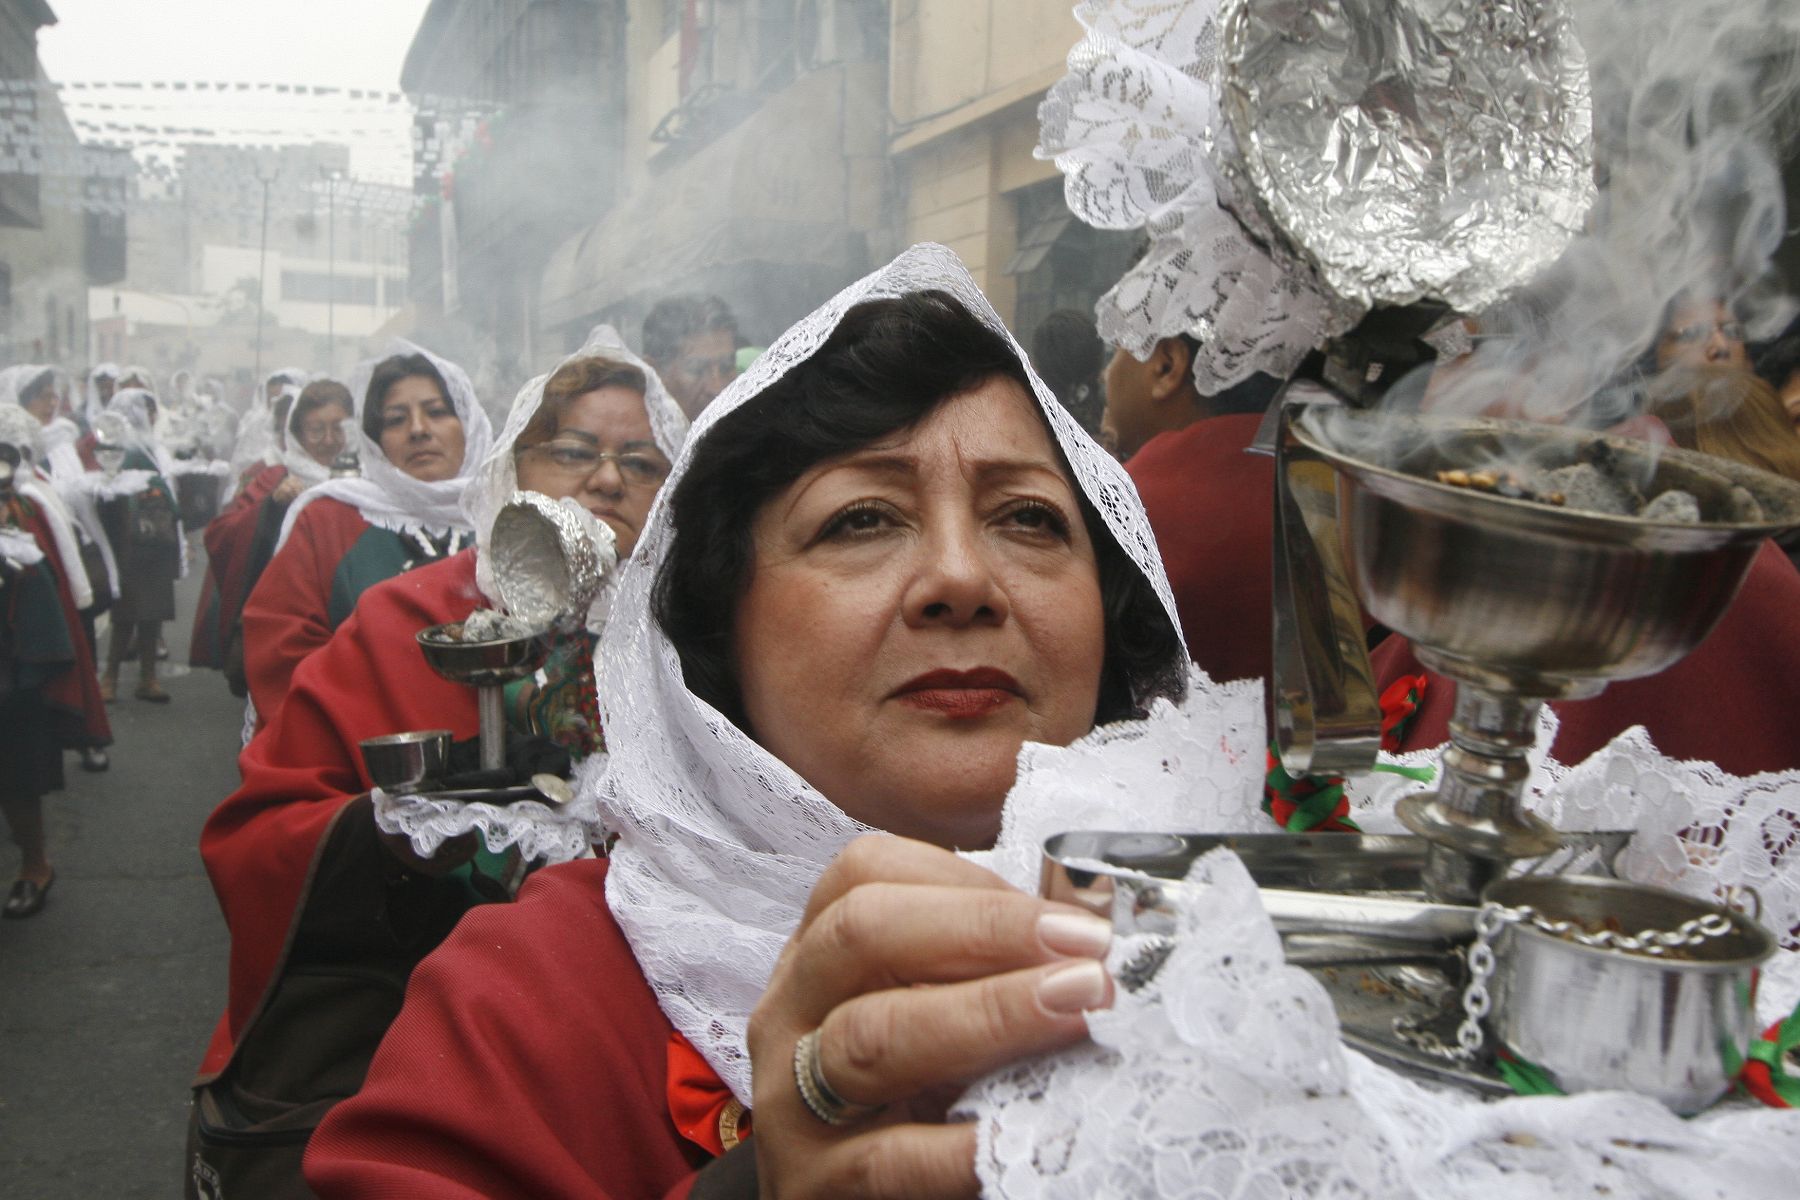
[460,608,538,642]
[1639,490,1701,523]
[1726,486,1766,523]
[1542,464,1636,516]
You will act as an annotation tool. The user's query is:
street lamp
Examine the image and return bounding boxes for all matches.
[253,161,277,386]
[321,166,343,369]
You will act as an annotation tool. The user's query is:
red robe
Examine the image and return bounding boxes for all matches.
[305,860,711,1200]
[191,463,287,669]
[1372,542,1800,775]
[240,495,374,728]
[22,498,110,747]
[1126,413,1275,685]
[198,550,484,1079]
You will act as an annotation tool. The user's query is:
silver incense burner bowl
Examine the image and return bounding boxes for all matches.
[1279,402,1800,902]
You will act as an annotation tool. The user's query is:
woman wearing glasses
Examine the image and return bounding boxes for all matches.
[188,330,684,1195]
[238,344,492,733]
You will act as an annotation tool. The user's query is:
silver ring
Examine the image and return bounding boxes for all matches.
[792,1028,883,1128]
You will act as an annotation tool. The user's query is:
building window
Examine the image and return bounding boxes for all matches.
[1006,181,1139,352]
[280,270,379,305]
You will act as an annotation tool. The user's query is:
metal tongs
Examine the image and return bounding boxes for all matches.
[1040,830,1631,969]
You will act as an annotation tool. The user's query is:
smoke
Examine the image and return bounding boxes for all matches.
[1410,0,1800,429]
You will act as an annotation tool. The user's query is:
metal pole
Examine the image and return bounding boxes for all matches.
[326,174,336,366]
[254,174,270,385]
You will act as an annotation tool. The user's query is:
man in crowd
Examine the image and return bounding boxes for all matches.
[641,294,740,420]
[1102,331,1280,684]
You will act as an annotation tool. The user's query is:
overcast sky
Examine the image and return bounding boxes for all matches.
[37,0,436,182]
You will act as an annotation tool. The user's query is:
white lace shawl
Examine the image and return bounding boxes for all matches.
[84,362,118,429]
[593,243,1189,1101]
[1036,0,1351,392]
[274,342,492,553]
[463,324,688,609]
[105,387,191,579]
[231,367,310,476]
[277,383,334,489]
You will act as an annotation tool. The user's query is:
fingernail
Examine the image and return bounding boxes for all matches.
[1037,959,1109,1015]
[1037,911,1113,959]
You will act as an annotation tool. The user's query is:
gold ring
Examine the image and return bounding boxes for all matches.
[792,1028,883,1127]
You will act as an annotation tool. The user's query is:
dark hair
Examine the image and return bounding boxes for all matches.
[362,353,451,443]
[515,357,648,452]
[653,290,1183,733]
[1754,317,1800,390]
[642,294,739,365]
[292,379,353,431]
[1031,309,1107,436]
[271,392,296,437]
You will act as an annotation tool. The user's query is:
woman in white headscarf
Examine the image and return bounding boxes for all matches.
[94,388,184,702]
[188,329,685,1194]
[230,366,309,478]
[190,378,353,685]
[83,362,119,432]
[237,343,493,731]
[6,365,118,678]
[305,246,1188,1197]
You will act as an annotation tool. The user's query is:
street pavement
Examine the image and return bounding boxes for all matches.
[1,542,242,1198]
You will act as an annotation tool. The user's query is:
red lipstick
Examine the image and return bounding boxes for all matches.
[892,668,1021,719]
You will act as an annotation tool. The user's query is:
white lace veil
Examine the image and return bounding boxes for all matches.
[277,383,338,489]
[84,362,119,429]
[231,366,309,474]
[464,324,688,608]
[595,243,1188,1099]
[275,341,493,552]
[105,387,180,493]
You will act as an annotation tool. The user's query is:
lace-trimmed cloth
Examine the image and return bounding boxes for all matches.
[593,242,1192,1101]
[947,676,1800,1198]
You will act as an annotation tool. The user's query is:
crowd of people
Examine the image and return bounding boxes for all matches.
[2,244,1798,1197]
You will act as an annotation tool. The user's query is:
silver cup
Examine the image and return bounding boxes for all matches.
[1484,875,1774,1114]
[358,730,452,795]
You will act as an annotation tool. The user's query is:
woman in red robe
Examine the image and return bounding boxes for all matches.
[0,428,84,917]
[239,344,492,732]
[304,250,1191,1198]
[189,381,302,673]
[188,331,687,1196]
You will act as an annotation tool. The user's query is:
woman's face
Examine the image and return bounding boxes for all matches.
[1656,299,1748,373]
[377,375,466,482]
[23,385,57,424]
[295,401,351,468]
[732,377,1107,849]
[514,385,668,556]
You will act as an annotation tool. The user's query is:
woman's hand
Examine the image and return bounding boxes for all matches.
[376,827,479,877]
[747,834,1114,1199]
[271,475,306,505]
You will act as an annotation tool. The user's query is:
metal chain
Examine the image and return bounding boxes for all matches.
[1437,902,1737,1062]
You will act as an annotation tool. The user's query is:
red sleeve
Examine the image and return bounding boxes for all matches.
[1374,541,1800,776]
[241,497,369,727]
[1127,414,1277,686]
[198,552,484,1079]
[305,860,710,1200]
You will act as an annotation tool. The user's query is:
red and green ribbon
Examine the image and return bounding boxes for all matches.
[1741,1001,1800,1108]
[1264,674,1434,834]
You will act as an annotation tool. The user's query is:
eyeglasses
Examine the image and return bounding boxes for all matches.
[517,439,669,488]
[1666,319,1745,345]
[672,354,737,382]
[297,421,344,447]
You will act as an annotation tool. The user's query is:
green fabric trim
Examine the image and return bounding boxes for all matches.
[326,527,418,630]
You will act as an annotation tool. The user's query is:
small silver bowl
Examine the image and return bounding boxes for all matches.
[1485,875,1774,1114]
[359,729,452,794]
[415,622,550,687]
